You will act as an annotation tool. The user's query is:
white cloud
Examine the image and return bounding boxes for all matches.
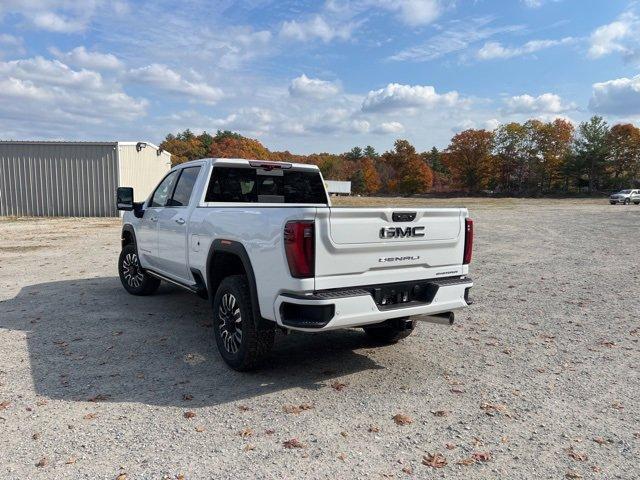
[373,121,405,133]
[373,0,442,27]
[589,75,640,116]
[280,15,354,43]
[502,93,575,114]
[477,37,574,60]
[0,0,130,33]
[326,0,443,27]
[0,57,146,137]
[50,46,123,70]
[289,74,340,99]
[32,11,85,32]
[0,34,25,56]
[588,11,640,61]
[0,56,103,90]
[390,16,524,62]
[362,83,463,113]
[128,64,223,104]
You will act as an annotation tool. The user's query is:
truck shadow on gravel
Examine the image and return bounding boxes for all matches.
[0,277,383,407]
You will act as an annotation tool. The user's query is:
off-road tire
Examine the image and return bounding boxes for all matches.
[118,244,161,295]
[212,275,275,371]
[363,318,416,344]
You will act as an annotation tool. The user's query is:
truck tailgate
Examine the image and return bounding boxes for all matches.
[314,207,468,290]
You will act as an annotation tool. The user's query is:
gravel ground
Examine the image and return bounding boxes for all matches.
[0,198,638,480]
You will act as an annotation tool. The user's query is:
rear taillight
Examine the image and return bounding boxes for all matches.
[463,218,473,265]
[284,221,315,278]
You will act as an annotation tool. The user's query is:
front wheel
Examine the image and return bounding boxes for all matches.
[118,244,160,295]
[363,318,416,344]
[624,198,630,205]
[212,275,275,371]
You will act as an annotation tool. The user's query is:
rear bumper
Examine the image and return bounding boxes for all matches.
[274,277,473,331]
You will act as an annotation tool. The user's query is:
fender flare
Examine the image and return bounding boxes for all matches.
[206,239,262,320]
[121,224,137,249]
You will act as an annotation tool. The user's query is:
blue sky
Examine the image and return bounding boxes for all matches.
[1,0,640,153]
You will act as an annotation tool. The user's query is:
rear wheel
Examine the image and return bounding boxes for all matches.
[212,275,275,371]
[118,244,160,295]
[363,318,416,344]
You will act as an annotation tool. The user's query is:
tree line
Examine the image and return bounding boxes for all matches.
[160,116,640,196]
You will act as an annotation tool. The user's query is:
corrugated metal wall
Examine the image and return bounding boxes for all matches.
[118,144,172,202]
[0,142,119,217]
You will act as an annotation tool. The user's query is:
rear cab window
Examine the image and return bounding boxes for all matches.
[204,166,328,204]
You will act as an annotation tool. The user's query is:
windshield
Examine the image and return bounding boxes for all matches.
[619,190,632,194]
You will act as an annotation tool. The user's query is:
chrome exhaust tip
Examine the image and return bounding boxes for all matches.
[413,312,454,326]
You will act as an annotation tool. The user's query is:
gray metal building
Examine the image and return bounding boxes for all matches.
[0,141,172,217]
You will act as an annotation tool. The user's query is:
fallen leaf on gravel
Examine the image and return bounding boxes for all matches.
[472,451,492,462]
[238,405,251,412]
[83,413,97,420]
[116,474,127,480]
[87,394,110,402]
[566,447,588,461]
[239,428,253,438]
[265,429,275,435]
[331,381,348,391]
[182,394,193,401]
[591,465,602,473]
[431,410,449,417]
[32,433,41,440]
[65,457,77,465]
[368,425,380,433]
[195,426,205,432]
[401,466,413,474]
[183,411,196,419]
[337,452,347,461]
[177,474,186,480]
[36,399,47,406]
[593,437,607,445]
[283,403,314,414]
[634,432,640,439]
[450,388,465,394]
[0,401,11,410]
[480,403,511,417]
[35,457,48,468]
[422,453,447,468]
[565,470,582,479]
[283,438,305,449]
[457,457,475,466]
[340,431,348,437]
[392,414,413,425]
[244,444,255,452]
[445,443,456,450]
[611,401,624,410]
[599,341,616,348]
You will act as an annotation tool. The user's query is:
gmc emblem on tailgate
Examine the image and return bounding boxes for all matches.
[379,226,425,239]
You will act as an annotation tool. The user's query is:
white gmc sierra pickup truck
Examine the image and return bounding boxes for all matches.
[116,158,473,370]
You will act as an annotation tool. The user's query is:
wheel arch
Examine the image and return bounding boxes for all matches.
[121,224,137,249]
[206,240,262,319]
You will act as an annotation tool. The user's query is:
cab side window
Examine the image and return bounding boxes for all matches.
[168,167,201,207]
[150,171,179,207]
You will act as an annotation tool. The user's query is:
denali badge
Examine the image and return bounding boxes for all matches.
[379,255,420,263]
[379,226,425,239]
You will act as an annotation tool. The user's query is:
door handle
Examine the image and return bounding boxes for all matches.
[175,218,185,225]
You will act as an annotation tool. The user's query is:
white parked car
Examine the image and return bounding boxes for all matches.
[116,158,473,370]
[609,189,640,205]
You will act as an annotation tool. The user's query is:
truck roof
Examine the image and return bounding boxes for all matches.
[177,158,320,172]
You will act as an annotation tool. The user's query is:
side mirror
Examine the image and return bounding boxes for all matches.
[117,187,134,211]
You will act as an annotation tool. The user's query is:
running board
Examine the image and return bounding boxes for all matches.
[146,270,202,295]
